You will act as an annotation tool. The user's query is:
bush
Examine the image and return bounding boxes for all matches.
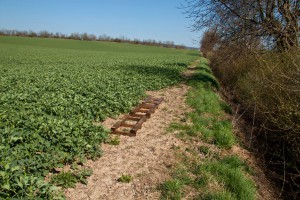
[210,46,300,159]
[238,50,300,159]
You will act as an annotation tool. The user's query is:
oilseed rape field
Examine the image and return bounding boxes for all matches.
[0,36,197,198]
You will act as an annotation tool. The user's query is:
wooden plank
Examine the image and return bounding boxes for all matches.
[131,113,146,118]
[130,97,162,114]
[127,116,141,121]
[137,108,149,113]
[110,96,164,136]
[145,100,161,117]
[142,96,152,103]
[121,123,135,128]
[111,115,129,131]
[152,97,164,105]
[131,116,147,133]
[141,103,156,109]
[130,103,144,114]
[111,121,123,131]
[146,106,157,117]
[111,130,136,137]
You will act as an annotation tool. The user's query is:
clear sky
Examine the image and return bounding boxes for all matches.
[0,0,202,47]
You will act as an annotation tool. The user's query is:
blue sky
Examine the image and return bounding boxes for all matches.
[0,0,202,47]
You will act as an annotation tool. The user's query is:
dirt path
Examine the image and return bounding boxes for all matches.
[65,60,278,199]
[65,84,190,200]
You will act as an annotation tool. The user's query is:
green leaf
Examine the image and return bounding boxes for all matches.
[11,166,20,172]
[0,171,6,177]
[4,164,10,171]
[2,183,10,190]
[10,136,23,142]
[16,179,23,188]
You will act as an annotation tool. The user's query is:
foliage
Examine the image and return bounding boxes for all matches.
[50,169,93,188]
[0,36,197,199]
[51,172,78,189]
[105,136,121,145]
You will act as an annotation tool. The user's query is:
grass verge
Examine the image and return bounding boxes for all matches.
[160,58,256,199]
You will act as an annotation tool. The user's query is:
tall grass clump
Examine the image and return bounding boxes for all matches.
[200,155,256,200]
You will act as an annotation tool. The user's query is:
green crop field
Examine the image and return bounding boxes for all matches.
[0,36,198,198]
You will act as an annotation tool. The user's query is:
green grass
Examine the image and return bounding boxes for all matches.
[201,190,235,200]
[117,174,132,183]
[198,146,210,155]
[168,58,234,148]
[200,156,256,200]
[105,135,121,145]
[0,36,198,199]
[160,179,183,200]
[161,58,256,199]
[161,155,256,200]
[169,85,235,148]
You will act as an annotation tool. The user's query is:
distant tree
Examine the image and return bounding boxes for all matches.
[175,44,186,49]
[53,32,62,38]
[89,34,97,41]
[69,33,81,40]
[112,38,122,42]
[39,30,50,38]
[98,34,111,41]
[132,38,140,44]
[0,29,185,49]
[28,30,38,37]
[165,41,175,48]
[81,32,89,40]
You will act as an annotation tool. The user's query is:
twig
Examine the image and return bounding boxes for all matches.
[249,105,256,148]
[280,142,286,197]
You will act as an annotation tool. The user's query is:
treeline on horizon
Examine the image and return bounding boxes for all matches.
[0,29,187,49]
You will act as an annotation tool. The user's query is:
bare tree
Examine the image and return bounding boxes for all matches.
[39,30,50,38]
[182,0,299,50]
